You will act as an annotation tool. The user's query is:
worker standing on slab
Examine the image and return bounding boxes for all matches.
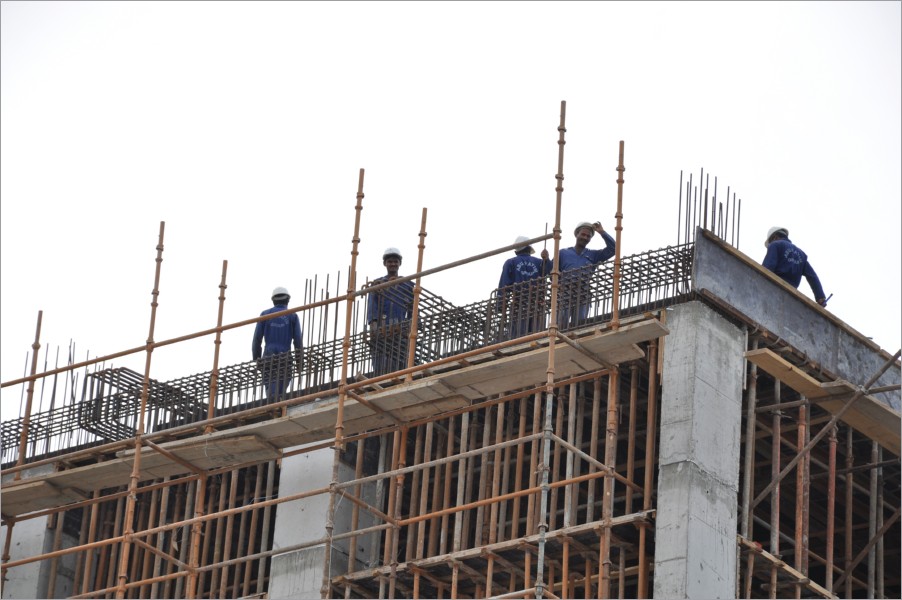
[542,220,616,329]
[366,248,415,376]
[763,226,828,307]
[252,287,304,402]
[496,235,552,339]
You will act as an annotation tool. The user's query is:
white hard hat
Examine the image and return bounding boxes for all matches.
[574,221,596,237]
[765,226,788,246]
[383,247,403,261]
[271,286,290,300]
[514,235,534,254]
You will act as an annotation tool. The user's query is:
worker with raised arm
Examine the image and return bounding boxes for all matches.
[496,235,552,339]
[366,248,416,376]
[252,287,304,402]
[762,226,828,307]
[541,220,616,329]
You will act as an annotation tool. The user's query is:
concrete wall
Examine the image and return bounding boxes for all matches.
[269,440,381,599]
[693,229,900,411]
[1,465,78,599]
[654,301,746,599]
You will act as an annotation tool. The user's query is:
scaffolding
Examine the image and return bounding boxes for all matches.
[1,102,899,599]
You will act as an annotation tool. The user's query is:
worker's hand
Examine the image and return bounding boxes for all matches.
[593,221,603,233]
[817,297,828,307]
[541,249,549,260]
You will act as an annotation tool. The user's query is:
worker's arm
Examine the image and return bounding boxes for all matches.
[803,263,827,306]
[292,315,304,369]
[251,318,265,360]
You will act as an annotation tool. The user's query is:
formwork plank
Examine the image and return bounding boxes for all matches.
[745,348,828,398]
[1,316,668,517]
[746,348,901,455]
[0,480,87,517]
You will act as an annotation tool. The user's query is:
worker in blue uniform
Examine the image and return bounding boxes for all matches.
[763,226,828,307]
[541,221,616,329]
[252,287,304,401]
[496,235,551,339]
[366,248,416,376]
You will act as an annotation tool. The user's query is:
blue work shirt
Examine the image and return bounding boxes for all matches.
[763,238,826,301]
[558,230,617,272]
[367,276,415,325]
[498,254,550,289]
[252,304,304,359]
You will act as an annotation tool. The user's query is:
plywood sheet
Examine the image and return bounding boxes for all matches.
[1,480,87,517]
[745,348,828,398]
[747,348,901,455]
[1,316,668,518]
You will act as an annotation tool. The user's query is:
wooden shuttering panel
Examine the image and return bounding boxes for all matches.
[745,348,900,455]
[2,317,668,518]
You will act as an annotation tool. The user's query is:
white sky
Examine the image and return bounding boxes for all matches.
[2,1,900,418]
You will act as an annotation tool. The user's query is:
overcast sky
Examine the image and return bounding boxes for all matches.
[2,1,900,418]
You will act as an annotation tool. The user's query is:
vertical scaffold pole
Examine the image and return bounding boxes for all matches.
[600,368,619,598]
[535,99,567,600]
[322,169,365,599]
[188,260,228,599]
[611,141,625,330]
[406,208,427,381]
[116,221,165,599]
[206,260,229,428]
[741,338,759,598]
[14,310,42,477]
[3,312,42,595]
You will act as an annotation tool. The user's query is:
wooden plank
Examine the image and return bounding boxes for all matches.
[0,316,668,518]
[816,382,901,456]
[745,348,828,398]
[1,480,87,516]
[746,348,901,455]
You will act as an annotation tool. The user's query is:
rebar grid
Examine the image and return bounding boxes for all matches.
[1,244,693,469]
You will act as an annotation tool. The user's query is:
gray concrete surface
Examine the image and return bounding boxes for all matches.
[269,440,381,598]
[693,229,900,411]
[654,301,746,598]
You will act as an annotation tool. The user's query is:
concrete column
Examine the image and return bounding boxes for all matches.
[2,465,78,599]
[268,443,379,599]
[654,301,746,599]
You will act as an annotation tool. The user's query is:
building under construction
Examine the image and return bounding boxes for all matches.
[2,104,900,599]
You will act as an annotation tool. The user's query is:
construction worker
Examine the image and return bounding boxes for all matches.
[252,287,304,402]
[541,221,616,329]
[763,226,828,307]
[496,235,552,339]
[366,248,415,376]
